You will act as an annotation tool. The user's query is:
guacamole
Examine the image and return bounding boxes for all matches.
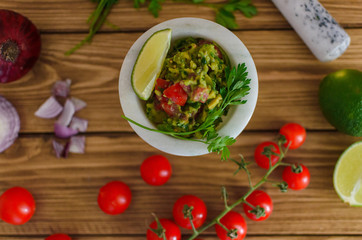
[145,37,230,136]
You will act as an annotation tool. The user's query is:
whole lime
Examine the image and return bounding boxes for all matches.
[319,69,362,136]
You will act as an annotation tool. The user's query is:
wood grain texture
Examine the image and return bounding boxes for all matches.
[1,29,362,133]
[0,237,362,240]
[1,1,361,239]
[1,0,362,32]
[0,132,360,235]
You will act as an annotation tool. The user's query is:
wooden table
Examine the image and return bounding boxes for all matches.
[1,0,362,239]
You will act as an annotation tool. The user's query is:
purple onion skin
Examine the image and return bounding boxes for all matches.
[0,10,41,83]
[54,123,78,139]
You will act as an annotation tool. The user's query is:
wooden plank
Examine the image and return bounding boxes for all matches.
[0,237,361,240]
[1,29,361,133]
[0,132,360,235]
[0,0,361,32]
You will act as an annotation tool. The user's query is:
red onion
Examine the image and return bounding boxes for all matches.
[0,96,20,153]
[35,96,63,119]
[52,79,71,98]
[69,136,85,154]
[34,79,88,158]
[0,10,41,83]
[70,97,87,111]
[56,99,75,126]
[70,117,88,132]
[54,123,78,139]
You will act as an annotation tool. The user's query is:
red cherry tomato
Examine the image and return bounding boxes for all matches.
[243,190,273,221]
[173,195,207,229]
[215,211,247,240]
[147,218,181,240]
[279,123,306,149]
[254,141,280,169]
[97,181,132,215]
[140,155,172,186]
[155,78,171,91]
[0,186,36,225]
[282,164,310,190]
[45,234,71,240]
[164,83,188,106]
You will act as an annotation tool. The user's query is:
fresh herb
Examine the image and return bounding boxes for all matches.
[65,0,119,56]
[148,0,165,17]
[174,0,257,29]
[66,0,256,55]
[122,63,251,161]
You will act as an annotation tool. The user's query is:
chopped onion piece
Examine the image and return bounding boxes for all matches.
[63,141,70,158]
[52,140,64,158]
[70,97,87,111]
[35,96,63,119]
[57,99,75,126]
[54,122,78,139]
[70,117,88,132]
[52,79,72,98]
[0,96,20,153]
[69,136,85,154]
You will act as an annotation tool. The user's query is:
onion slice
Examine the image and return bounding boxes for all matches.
[0,96,20,153]
[52,79,71,98]
[35,96,63,119]
[54,122,78,139]
[52,140,65,158]
[70,97,87,111]
[69,136,85,154]
[57,99,75,126]
[70,117,88,132]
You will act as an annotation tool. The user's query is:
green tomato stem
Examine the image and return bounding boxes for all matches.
[216,220,230,232]
[243,200,254,209]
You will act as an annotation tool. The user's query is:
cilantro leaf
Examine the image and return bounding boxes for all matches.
[148,0,164,17]
[207,136,236,161]
[216,8,239,29]
[235,1,257,18]
[134,0,146,8]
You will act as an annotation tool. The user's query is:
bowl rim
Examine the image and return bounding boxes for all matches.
[119,17,258,156]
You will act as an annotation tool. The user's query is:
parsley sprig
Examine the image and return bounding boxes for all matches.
[149,0,257,29]
[215,0,258,29]
[122,63,251,161]
[66,0,257,55]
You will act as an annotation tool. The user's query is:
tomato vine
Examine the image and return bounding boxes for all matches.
[150,132,309,240]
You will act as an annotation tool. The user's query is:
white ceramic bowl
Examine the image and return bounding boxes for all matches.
[119,17,258,156]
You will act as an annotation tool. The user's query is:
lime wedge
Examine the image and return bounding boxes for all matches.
[333,141,362,206]
[131,28,172,100]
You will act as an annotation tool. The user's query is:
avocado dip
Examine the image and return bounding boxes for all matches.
[145,37,230,137]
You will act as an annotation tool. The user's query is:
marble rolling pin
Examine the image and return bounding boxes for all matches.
[272,0,350,62]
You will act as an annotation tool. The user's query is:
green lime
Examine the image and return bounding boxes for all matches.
[333,141,362,206]
[319,69,362,136]
[131,28,172,100]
